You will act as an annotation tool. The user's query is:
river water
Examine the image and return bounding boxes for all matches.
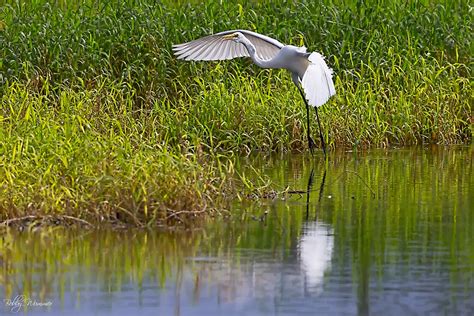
[1,147,473,315]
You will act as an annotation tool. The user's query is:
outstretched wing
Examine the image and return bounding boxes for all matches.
[301,52,336,107]
[172,30,284,61]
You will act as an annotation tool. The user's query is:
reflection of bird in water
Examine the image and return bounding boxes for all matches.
[299,167,333,293]
[299,221,334,293]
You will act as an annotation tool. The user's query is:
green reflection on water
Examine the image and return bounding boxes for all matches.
[234,146,473,254]
[0,147,473,313]
[233,146,473,313]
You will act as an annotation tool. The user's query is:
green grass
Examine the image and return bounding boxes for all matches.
[0,0,472,226]
[0,82,238,226]
[1,0,471,148]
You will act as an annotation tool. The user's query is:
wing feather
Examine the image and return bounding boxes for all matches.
[219,40,231,60]
[301,52,336,107]
[182,40,211,60]
[187,37,219,60]
[174,37,217,60]
[173,29,284,62]
[197,37,221,61]
[229,44,236,59]
[208,40,225,60]
[236,43,246,57]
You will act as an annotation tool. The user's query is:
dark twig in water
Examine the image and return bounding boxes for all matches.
[165,209,208,221]
[318,169,376,199]
[344,170,376,198]
[251,211,269,222]
[116,205,144,227]
[0,215,93,227]
[246,189,280,200]
[60,215,94,227]
[287,190,308,194]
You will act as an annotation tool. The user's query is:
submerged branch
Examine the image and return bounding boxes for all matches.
[0,215,93,228]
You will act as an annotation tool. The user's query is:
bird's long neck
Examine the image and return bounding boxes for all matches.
[240,37,274,68]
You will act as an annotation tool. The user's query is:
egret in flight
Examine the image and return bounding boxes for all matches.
[173,30,336,154]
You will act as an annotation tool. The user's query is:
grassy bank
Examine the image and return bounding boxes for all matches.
[1,0,471,148]
[0,0,472,226]
[0,82,241,227]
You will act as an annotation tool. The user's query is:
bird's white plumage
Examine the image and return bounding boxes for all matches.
[301,52,336,107]
[173,30,283,61]
[173,29,336,152]
[173,30,335,109]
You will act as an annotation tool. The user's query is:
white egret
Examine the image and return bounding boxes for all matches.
[173,30,336,154]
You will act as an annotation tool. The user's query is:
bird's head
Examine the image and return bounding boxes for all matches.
[222,32,244,43]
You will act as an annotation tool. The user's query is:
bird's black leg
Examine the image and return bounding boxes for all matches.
[305,168,315,220]
[314,168,327,221]
[318,168,327,203]
[306,102,316,155]
[314,106,326,156]
[297,87,315,154]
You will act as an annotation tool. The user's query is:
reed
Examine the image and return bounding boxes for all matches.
[0,82,240,226]
[0,0,471,226]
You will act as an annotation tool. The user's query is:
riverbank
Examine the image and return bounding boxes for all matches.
[0,0,471,227]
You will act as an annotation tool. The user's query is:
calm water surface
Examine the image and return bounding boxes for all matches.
[1,147,473,315]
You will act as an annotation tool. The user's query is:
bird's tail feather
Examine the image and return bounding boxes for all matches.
[301,52,336,107]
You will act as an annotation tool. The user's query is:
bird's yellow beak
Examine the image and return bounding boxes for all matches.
[222,33,238,40]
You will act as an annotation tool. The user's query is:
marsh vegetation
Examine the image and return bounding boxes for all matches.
[0,0,471,226]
